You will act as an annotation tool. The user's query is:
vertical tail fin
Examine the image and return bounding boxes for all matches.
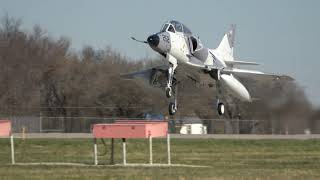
[216,24,236,60]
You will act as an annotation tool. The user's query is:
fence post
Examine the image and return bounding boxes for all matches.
[110,138,114,165]
[167,133,171,165]
[149,136,153,164]
[39,111,42,133]
[93,138,98,165]
[122,138,126,165]
[252,120,256,134]
[10,135,15,164]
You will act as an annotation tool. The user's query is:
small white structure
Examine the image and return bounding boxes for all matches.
[180,124,207,135]
[179,117,207,135]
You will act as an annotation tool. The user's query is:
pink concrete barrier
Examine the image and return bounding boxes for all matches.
[0,120,15,164]
[0,120,11,137]
[92,120,170,166]
[93,121,168,138]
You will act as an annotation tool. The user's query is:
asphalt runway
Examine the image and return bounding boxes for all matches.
[6,133,320,139]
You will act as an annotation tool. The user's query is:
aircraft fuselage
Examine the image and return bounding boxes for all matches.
[146,21,251,103]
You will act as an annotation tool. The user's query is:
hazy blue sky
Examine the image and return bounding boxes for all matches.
[2,0,320,106]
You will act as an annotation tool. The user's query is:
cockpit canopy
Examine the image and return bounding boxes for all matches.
[160,20,192,35]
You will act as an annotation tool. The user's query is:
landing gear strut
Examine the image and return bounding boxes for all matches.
[168,84,178,115]
[165,54,178,115]
[166,65,178,116]
[166,63,175,98]
[215,70,225,116]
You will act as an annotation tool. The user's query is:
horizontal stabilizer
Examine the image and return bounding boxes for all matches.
[121,69,153,80]
[223,68,268,75]
[225,60,260,66]
[121,65,168,80]
[222,68,294,81]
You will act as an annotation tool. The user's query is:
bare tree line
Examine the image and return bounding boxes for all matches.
[0,15,319,133]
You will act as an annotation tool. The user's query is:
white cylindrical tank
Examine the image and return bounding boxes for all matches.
[220,74,251,102]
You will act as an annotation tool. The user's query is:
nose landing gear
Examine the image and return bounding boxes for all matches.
[167,81,178,116]
[165,58,178,115]
[165,87,172,98]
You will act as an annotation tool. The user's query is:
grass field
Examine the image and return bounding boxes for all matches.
[0,138,320,179]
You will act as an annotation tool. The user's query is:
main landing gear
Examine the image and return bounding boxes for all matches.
[215,70,225,116]
[169,102,177,115]
[217,100,225,116]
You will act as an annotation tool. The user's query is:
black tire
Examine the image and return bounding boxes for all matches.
[166,87,172,98]
[169,103,176,115]
[217,103,225,115]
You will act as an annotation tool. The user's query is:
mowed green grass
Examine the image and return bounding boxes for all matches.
[0,138,320,179]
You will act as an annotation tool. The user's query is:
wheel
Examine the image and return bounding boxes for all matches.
[217,102,225,115]
[165,87,172,98]
[168,102,176,115]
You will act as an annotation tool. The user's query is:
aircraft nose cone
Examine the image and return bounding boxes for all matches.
[147,34,160,47]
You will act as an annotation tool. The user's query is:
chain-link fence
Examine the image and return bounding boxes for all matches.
[1,105,318,134]
[5,116,268,134]
[3,115,319,134]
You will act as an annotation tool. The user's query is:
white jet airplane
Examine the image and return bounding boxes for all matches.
[126,20,288,116]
